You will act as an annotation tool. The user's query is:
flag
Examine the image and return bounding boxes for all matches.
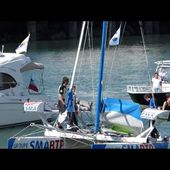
[15,34,30,54]
[109,27,121,46]
[28,78,38,92]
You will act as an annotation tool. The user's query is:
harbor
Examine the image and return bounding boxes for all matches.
[1,22,170,148]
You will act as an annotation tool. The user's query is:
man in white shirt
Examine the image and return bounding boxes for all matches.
[152,72,162,92]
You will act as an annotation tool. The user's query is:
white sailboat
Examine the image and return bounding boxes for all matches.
[8,21,170,149]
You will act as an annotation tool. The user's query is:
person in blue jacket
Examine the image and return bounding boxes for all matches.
[144,94,159,138]
[144,94,158,109]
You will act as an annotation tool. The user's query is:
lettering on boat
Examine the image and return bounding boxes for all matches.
[12,139,64,149]
[24,102,43,112]
[30,140,64,149]
[122,143,154,149]
[13,142,29,149]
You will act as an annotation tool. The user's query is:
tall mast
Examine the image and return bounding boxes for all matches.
[69,21,86,90]
[67,21,86,113]
[95,21,107,133]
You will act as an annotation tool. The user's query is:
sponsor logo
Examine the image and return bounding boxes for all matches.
[12,139,64,149]
[24,102,42,112]
[122,143,154,149]
[30,140,64,149]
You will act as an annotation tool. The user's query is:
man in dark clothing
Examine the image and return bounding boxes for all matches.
[57,77,69,129]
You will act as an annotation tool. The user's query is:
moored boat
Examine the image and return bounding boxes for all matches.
[0,34,57,128]
[7,21,170,149]
[127,60,170,106]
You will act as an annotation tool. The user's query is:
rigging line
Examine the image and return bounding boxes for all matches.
[120,21,127,44]
[90,21,94,52]
[41,69,45,93]
[12,124,32,137]
[88,21,95,102]
[107,21,123,92]
[139,21,156,107]
[107,21,113,50]
[75,21,89,87]
[22,129,45,137]
[76,21,95,104]
[90,21,95,101]
[139,21,151,83]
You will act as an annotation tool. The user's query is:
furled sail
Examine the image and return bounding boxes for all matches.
[102,97,143,135]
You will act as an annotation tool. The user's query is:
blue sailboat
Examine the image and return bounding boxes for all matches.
[95,21,143,135]
[92,21,170,149]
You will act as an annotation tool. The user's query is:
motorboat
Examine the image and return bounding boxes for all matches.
[127,60,170,106]
[0,35,57,128]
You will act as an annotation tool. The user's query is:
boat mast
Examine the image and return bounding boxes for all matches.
[69,21,86,90]
[95,21,107,133]
[67,21,86,113]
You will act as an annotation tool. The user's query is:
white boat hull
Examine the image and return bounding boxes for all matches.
[8,136,64,149]
[8,129,94,149]
[91,142,170,149]
[44,128,94,149]
[0,102,55,128]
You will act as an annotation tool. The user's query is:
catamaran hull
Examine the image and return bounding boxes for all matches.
[8,137,64,149]
[0,102,54,128]
[8,136,170,149]
[128,92,170,106]
[91,142,170,149]
[63,138,92,149]
[44,129,94,149]
[8,136,93,149]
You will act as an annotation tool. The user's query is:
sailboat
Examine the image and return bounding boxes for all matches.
[91,21,170,149]
[8,21,170,149]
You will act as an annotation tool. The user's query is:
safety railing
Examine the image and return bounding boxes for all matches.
[127,85,152,93]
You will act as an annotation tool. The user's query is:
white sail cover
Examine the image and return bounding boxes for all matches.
[15,34,30,54]
[103,98,144,134]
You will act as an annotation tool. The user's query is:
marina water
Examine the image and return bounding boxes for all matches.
[1,34,170,148]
